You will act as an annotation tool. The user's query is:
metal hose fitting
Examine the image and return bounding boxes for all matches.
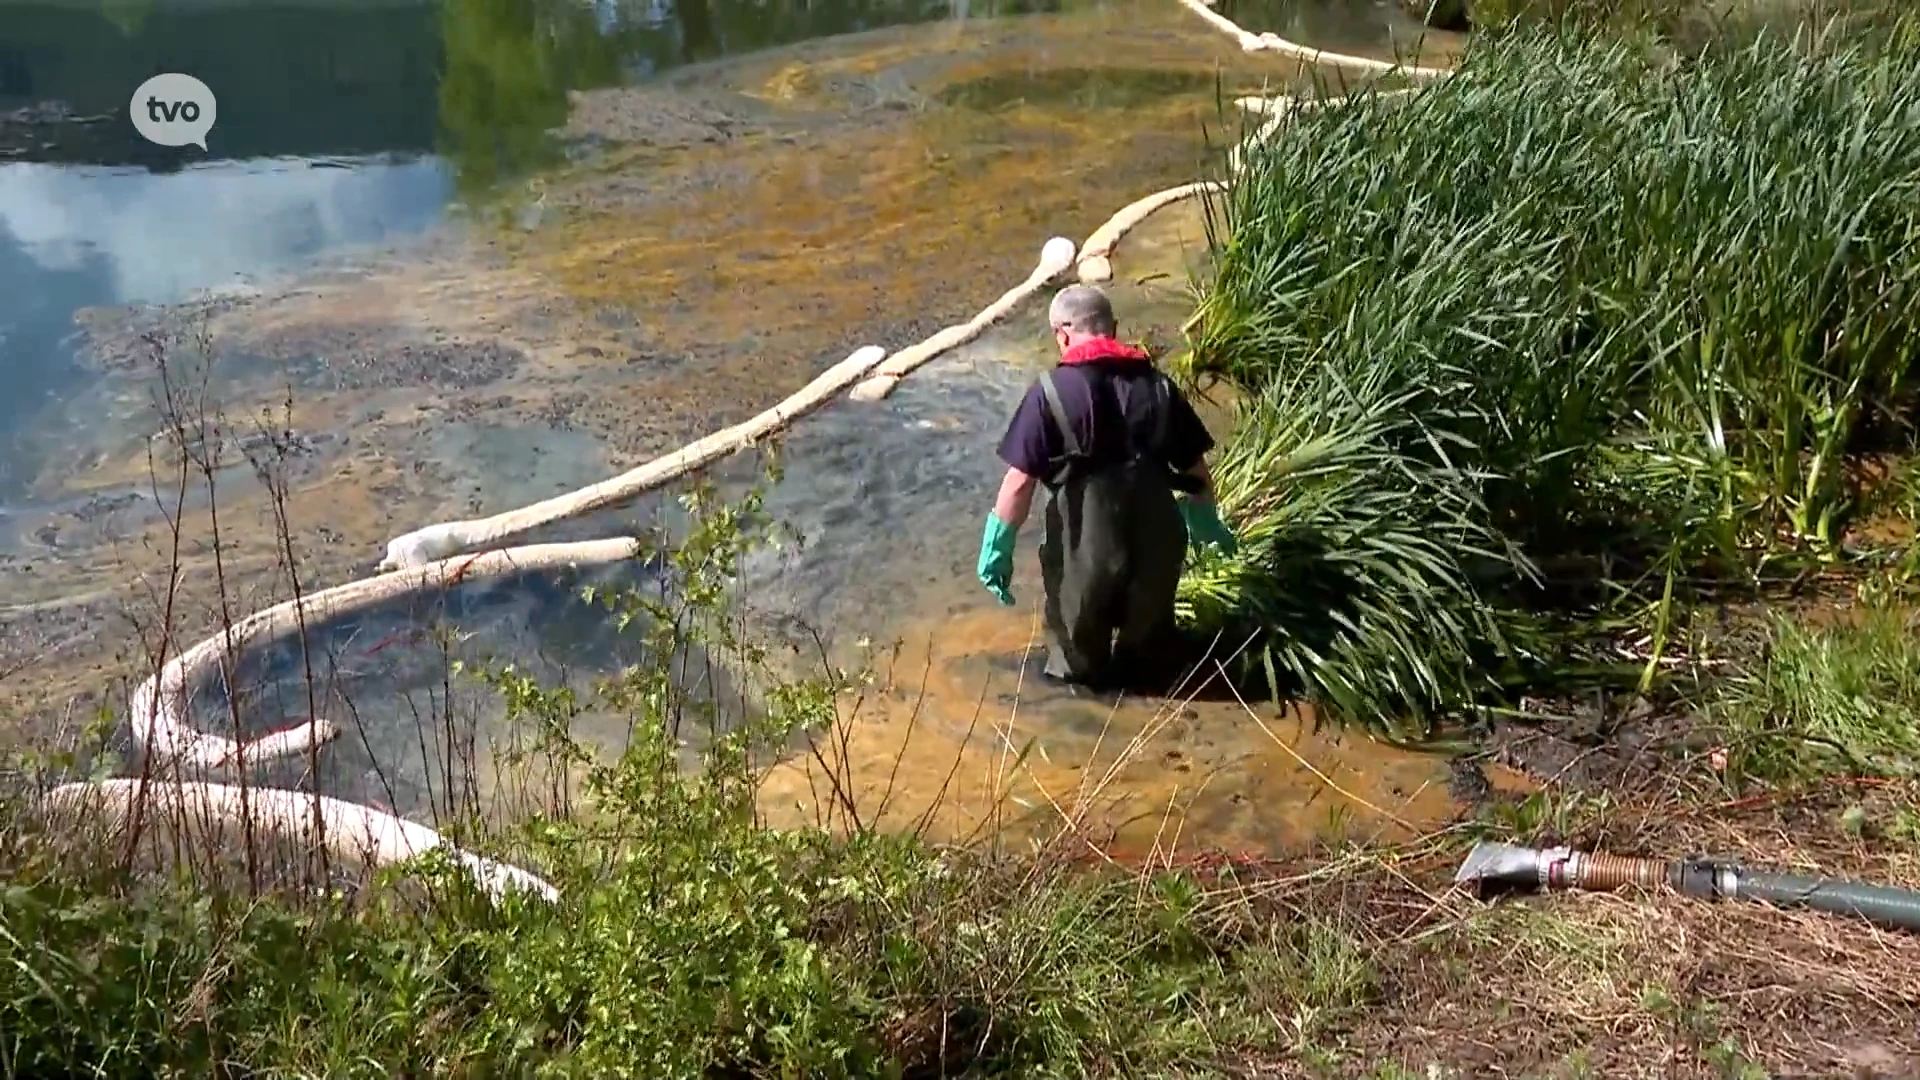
[1455,842,1666,893]
[1568,851,1668,891]
[1458,842,1920,935]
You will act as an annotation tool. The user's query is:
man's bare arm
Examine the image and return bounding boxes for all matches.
[993,466,1040,526]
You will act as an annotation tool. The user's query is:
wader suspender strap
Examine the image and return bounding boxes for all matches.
[1038,370,1083,487]
[1039,368,1177,486]
[1038,371,1082,457]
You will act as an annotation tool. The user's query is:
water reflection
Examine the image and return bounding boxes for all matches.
[0,157,451,498]
[0,158,450,302]
[431,0,1067,197]
[2,0,1058,193]
[0,223,99,495]
[0,2,443,166]
[436,0,627,198]
[0,0,1068,488]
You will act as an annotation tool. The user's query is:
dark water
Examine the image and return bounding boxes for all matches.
[213,554,679,816]
[0,0,1053,500]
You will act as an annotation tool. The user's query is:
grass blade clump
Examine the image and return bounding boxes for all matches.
[1178,271,1548,731]
[1708,603,1920,782]
[1181,17,1920,728]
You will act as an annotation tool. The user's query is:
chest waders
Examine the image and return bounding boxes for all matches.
[1035,368,1190,686]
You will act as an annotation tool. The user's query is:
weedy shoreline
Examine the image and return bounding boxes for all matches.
[6,4,1920,1078]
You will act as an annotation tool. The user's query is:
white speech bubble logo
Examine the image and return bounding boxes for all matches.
[130,73,217,151]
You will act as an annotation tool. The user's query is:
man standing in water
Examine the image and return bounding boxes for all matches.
[976,284,1237,690]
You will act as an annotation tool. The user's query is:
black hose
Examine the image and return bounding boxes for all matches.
[1732,869,1920,933]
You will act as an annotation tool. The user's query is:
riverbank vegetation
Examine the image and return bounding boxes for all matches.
[7,5,1920,1079]
[1418,0,1900,45]
[0,491,1384,1079]
[1181,13,1920,734]
[8,477,1919,1078]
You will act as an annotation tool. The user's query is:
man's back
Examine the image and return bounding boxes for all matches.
[974,285,1236,690]
[994,340,1214,487]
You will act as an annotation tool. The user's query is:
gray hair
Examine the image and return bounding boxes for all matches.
[1048,285,1117,338]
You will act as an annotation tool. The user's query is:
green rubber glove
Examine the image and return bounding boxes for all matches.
[1181,500,1239,557]
[977,512,1018,606]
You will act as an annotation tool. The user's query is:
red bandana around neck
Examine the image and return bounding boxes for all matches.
[1059,337,1151,366]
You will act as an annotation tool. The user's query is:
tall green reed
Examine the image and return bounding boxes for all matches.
[1182,17,1920,727]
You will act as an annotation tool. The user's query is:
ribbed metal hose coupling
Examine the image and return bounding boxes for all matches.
[1483,844,1670,892]
[1560,850,1669,891]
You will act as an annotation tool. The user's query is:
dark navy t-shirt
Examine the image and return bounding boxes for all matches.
[996,360,1214,481]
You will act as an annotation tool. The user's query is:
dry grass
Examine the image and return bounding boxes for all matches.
[1179,779,1920,1078]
